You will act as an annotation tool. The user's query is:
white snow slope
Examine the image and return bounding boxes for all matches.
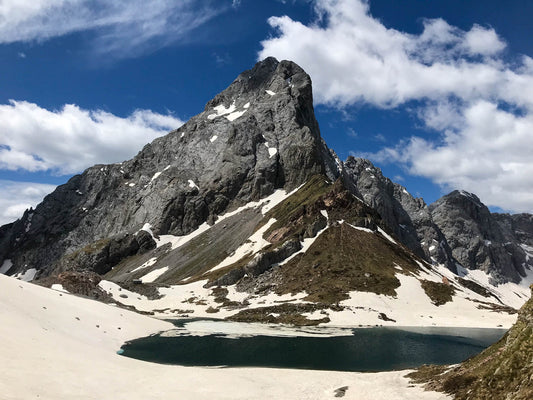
[0,274,448,400]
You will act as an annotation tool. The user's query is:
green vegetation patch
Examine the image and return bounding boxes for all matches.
[420,280,455,306]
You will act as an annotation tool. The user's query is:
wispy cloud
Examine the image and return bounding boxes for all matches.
[0,180,57,225]
[0,100,183,175]
[0,0,226,59]
[260,0,533,213]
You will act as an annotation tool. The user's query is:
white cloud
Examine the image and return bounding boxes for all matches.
[0,100,183,175]
[374,101,533,213]
[259,0,517,107]
[463,24,506,56]
[0,180,57,225]
[259,0,533,213]
[0,0,223,59]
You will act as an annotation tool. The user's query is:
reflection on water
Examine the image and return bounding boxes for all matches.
[119,320,506,372]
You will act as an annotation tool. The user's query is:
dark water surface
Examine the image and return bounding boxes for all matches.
[119,320,506,372]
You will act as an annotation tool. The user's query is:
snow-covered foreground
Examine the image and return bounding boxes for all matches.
[0,274,449,400]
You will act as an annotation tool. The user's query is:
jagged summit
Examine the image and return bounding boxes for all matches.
[0,58,339,279]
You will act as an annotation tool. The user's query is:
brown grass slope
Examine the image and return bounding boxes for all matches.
[213,175,436,323]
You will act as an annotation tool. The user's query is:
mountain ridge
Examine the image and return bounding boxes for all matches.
[0,57,532,319]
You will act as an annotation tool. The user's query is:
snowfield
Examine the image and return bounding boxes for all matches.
[0,274,449,400]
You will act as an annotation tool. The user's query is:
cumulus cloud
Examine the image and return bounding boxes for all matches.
[0,0,223,59]
[372,101,533,213]
[259,0,533,213]
[0,180,57,225]
[0,100,183,175]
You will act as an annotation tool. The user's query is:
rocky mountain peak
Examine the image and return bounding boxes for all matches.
[206,57,313,111]
[0,58,339,279]
[430,189,529,284]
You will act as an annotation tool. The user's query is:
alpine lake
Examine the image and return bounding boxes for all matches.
[118,319,506,372]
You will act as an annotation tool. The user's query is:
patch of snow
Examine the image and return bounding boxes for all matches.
[157,222,211,250]
[150,172,162,182]
[225,110,246,121]
[347,223,374,234]
[51,284,69,293]
[377,227,397,244]
[128,183,135,187]
[260,186,302,215]
[214,186,302,226]
[265,90,276,96]
[163,165,171,171]
[207,101,237,120]
[207,101,247,122]
[209,218,277,272]
[484,240,492,246]
[429,245,436,251]
[131,257,158,273]
[140,266,169,283]
[0,259,12,274]
[210,135,218,142]
[263,142,278,158]
[188,180,199,190]
[75,189,83,195]
[14,268,37,282]
[243,102,250,109]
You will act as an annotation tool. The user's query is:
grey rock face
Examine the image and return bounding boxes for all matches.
[494,213,533,247]
[342,157,533,283]
[0,57,339,278]
[342,157,456,271]
[429,190,530,284]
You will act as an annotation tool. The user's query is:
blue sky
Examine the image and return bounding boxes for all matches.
[1,0,533,225]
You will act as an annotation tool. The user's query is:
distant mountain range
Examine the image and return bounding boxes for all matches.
[1,57,532,327]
